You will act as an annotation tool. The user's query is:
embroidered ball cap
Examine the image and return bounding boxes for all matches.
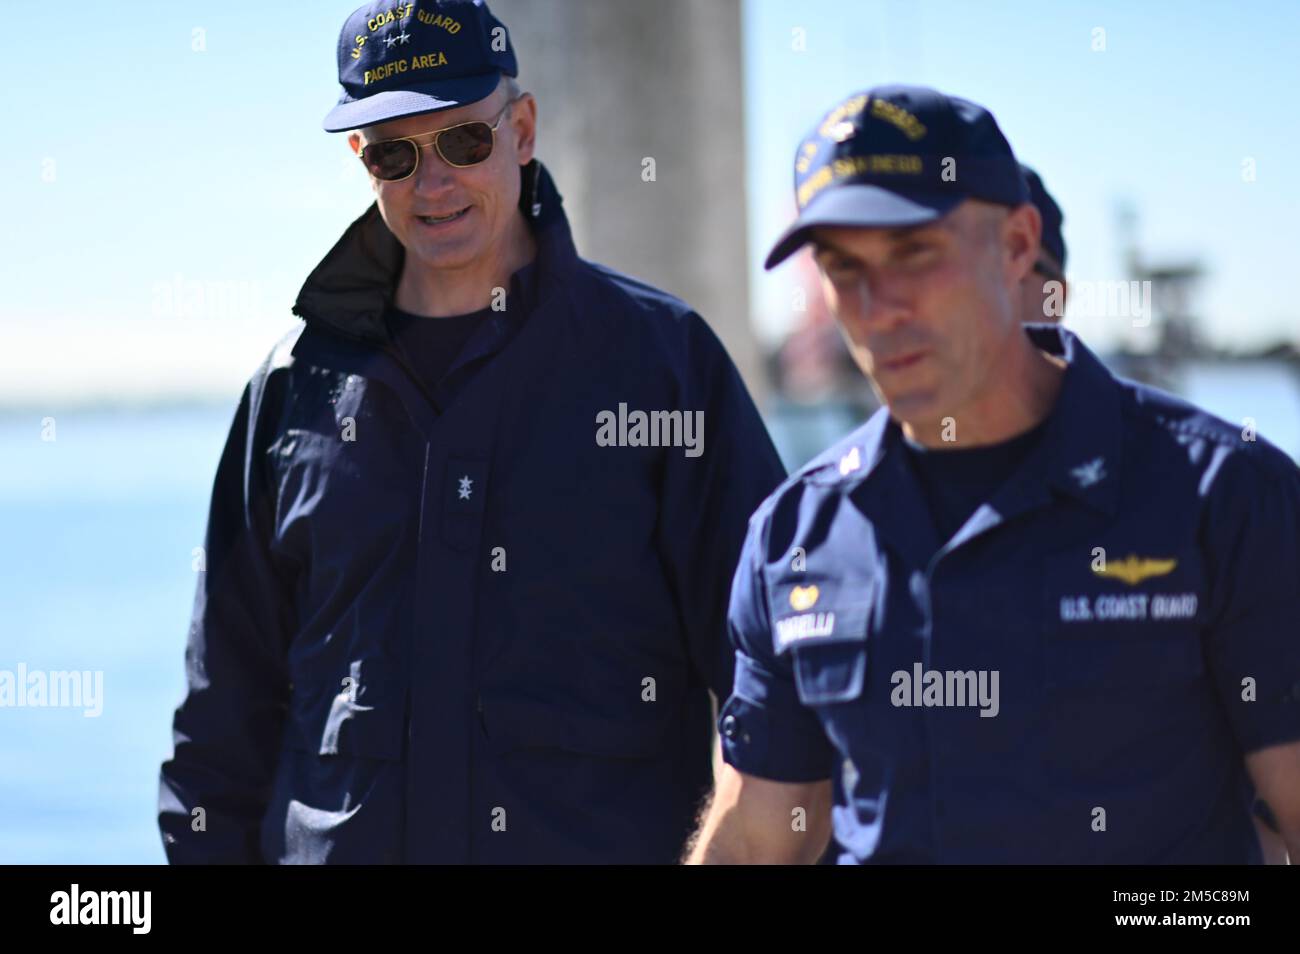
[323,0,518,133]
[1020,163,1067,270]
[764,84,1029,269]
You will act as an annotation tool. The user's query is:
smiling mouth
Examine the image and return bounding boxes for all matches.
[881,352,926,371]
[417,207,471,226]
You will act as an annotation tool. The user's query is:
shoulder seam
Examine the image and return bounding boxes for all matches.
[580,259,695,319]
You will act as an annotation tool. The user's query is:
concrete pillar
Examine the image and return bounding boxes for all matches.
[490,0,764,398]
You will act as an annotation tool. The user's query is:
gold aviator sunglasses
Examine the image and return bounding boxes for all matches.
[359,97,520,181]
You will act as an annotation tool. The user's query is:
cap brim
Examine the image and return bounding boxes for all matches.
[322,72,503,133]
[763,185,963,269]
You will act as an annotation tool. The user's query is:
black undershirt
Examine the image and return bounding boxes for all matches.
[384,303,492,389]
[901,420,1049,545]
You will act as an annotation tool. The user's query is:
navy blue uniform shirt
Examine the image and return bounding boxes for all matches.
[903,419,1047,546]
[720,325,1300,863]
[159,161,787,863]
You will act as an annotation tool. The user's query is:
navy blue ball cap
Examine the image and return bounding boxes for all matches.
[323,0,518,133]
[764,84,1029,269]
[1020,163,1067,270]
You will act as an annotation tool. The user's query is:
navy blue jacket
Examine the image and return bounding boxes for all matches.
[721,325,1300,863]
[159,161,786,863]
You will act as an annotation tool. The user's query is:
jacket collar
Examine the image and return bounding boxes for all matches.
[291,159,576,345]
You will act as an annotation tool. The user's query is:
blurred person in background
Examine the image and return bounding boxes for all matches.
[1018,164,1067,325]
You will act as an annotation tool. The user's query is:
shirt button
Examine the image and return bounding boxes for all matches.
[721,714,738,739]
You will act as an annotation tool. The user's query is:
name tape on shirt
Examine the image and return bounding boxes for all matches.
[775,611,837,649]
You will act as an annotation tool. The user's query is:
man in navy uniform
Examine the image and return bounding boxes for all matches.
[687,84,1300,863]
[159,0,785,863]
[1016,160,1291,864]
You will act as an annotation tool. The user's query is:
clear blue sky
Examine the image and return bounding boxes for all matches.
[745,0,1300,350]
[4,0,1297,404]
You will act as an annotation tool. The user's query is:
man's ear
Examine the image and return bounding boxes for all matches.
[347,131,379,193]
[510,93,538,165]
[1004,202,1042,286]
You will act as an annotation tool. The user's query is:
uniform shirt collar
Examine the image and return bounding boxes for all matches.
[1019,323,1124,516]
[844,324,1124,562]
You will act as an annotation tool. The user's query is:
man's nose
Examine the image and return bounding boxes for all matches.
[853,270,912,331]
[411,142,458,194]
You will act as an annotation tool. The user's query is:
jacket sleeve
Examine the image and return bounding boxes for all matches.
[158,363,296,863]
[656,314,788,703]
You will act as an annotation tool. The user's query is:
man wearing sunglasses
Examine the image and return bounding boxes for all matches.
[159,0,786,864]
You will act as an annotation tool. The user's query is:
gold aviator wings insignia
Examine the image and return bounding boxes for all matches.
[1093,555,1177,586]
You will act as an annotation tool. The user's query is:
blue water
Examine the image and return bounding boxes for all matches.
[1,359,1296,863]
[0,405,234,863]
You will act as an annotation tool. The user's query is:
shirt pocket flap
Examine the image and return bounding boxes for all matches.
[780,602,871,706]
[767,575,872,652]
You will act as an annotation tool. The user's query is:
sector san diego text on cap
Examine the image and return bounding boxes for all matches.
[764,84,1029,269]
[323,0,517,133]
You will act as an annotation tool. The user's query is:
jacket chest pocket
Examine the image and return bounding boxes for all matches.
[1042,549,1207,693]
[282,659,407,760]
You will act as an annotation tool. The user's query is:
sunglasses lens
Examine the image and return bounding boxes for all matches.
[436,122,495,167]
[362,140,418,180]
